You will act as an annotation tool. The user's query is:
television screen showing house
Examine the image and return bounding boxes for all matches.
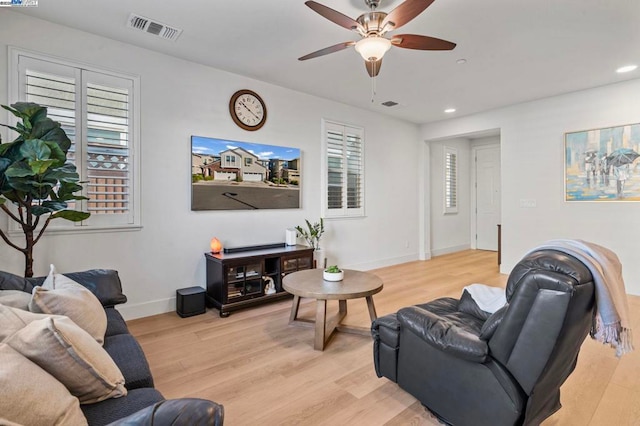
[191,136,301,210]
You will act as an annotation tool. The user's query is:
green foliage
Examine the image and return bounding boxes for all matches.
[289,179,299,186]
[192,174,204,182]
[0,102,90,276]
[295,218,324,250]
[325,265,341,273]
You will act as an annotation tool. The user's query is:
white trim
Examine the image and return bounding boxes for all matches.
[7,47,141,232]
[321,119,365,219]
[116,296,177,321]
[431,244,471,257]
[343,254,419,272]
[419,141,431,260]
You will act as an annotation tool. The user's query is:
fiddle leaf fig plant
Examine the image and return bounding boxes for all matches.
[0,102,90,277]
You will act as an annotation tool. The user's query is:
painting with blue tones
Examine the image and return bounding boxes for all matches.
[565,123,640,201]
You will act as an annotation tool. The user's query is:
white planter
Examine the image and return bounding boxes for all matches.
[314,248,325,269]
[323,270,344,282]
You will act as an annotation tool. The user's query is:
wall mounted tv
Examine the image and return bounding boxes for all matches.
[191,136,301,210]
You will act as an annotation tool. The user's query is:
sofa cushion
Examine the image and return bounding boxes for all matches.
[29,266,107,344]
[0,304,64,341]
[105,307,130,337]
[0,343,88,426]
[0,271,38,293]
[5,316,127,404]
[0,269,127,307]
[64,269,127,307]
[81,388,164,426]
[0,290,31,310]
[104,334,154,390]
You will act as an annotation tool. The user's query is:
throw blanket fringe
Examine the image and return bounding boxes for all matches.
[528,239,634,357]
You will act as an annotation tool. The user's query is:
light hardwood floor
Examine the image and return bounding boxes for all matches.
[127,250,640,425]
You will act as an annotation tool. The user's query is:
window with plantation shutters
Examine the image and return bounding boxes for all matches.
[322,120,364,218]
[11,49,140,230]
[444,146,458,214]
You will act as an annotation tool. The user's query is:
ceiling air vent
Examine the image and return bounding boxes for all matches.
[381,101,399,107]
[126,13,183,42]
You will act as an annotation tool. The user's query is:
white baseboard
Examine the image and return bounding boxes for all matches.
[431,244,471,257]
[117,297,176,321]
[345,253,419,271]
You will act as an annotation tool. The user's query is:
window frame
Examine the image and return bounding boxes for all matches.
[7,47,141,234]
[444,146,458,214]
[321,119,365,219]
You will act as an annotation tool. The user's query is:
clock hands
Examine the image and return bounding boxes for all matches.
[239,101,260,121]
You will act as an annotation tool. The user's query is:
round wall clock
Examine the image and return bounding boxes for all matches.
[229,89,267,131]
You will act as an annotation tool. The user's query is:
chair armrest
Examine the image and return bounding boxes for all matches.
[107,398,224,426]
[398,306,488,363]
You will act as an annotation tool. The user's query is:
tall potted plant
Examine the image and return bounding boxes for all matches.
[0,102,90,277]
[295,218,325,269]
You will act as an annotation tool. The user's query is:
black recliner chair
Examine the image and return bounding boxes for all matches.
[372,249,596,426]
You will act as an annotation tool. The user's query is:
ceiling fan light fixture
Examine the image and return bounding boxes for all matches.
[355,36,391,61]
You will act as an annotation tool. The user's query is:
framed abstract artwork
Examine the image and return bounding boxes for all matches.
[191,136,301,210]
[565,123,640,201]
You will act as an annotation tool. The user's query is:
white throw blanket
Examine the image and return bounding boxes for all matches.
[463,283,507,313]
[527,239,633,357]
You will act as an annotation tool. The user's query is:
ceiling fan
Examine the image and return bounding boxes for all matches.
[299,0,456,77]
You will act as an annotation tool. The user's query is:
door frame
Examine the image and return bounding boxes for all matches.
[470,143,501,250]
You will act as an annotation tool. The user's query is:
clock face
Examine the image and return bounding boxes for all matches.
[229,90,267,131]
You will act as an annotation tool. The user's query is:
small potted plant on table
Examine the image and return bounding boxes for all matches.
[323,265,344,282]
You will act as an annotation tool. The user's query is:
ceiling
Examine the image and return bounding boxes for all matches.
[14,0,640,124]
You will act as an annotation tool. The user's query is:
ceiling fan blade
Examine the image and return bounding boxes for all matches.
[391,34,456,50]
[365,58,383,77]
[382,0,436,31]
[305,1,362,31]
[298,41,356,61]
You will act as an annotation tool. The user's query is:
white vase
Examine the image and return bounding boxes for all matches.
[314,248,325,269]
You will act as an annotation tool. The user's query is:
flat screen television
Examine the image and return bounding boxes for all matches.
[191,135,301,210]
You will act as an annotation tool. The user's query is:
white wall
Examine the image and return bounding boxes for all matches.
[0,12,420,318]
[421,79,640,295]
[429,138,471,255]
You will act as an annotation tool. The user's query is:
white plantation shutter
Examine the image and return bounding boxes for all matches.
[13,50,139,230]
[444,147,458,214]
[322,120,364,218]
[83,72,133,225]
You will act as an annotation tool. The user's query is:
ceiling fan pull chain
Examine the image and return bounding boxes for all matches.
[371,73,376,103]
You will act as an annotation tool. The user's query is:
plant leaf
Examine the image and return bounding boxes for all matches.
[44,141,67,165]
[20,139,51,162]
[29,159,56,175]
[5,162,34,178]
[51,210,90,222]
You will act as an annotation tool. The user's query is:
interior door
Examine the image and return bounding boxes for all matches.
[475,145,501,250]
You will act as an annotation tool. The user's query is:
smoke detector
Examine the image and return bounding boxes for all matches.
[126,13,183,41]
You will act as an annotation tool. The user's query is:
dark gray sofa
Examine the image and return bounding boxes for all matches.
[0,269,224,426]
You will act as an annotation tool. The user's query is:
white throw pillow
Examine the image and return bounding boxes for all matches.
[0,343,88,426]
[0,290,31,310]
[29,264,107,344]
[0,304,64,342]
[6,316,127,404]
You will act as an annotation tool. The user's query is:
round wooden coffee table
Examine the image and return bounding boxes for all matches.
[283,269,383,351]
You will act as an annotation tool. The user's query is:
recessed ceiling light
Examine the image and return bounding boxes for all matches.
[456,59,467,65]
[616,65,638,73]
[444,108,456,113]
